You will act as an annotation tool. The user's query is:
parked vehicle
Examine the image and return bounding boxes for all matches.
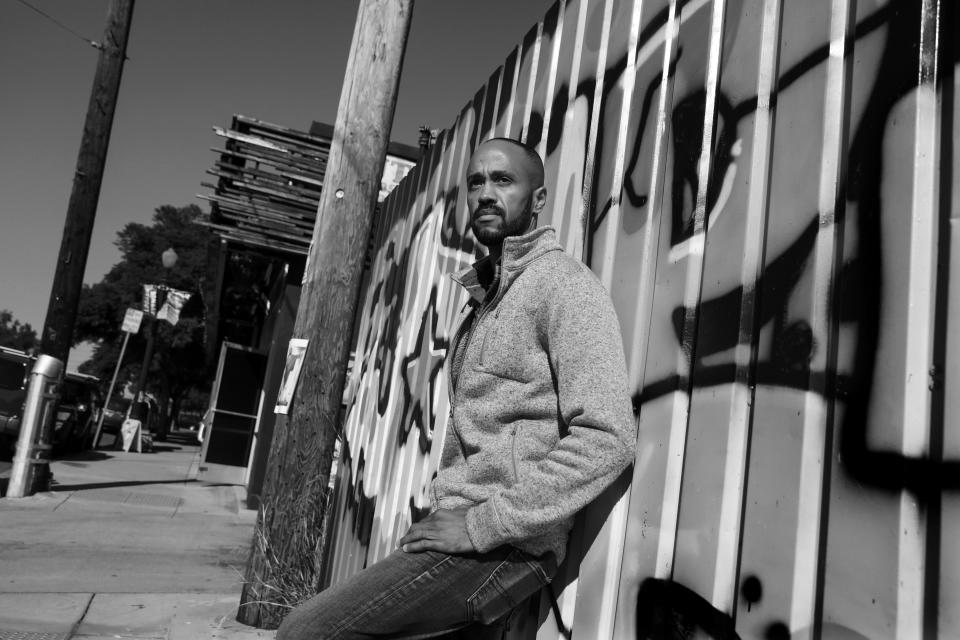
[51,372,102,454]
[0,347,32,459]
[99,395,130,437]
[0,346,103,458]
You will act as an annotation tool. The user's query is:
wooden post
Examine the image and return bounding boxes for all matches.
[237,0,415,628]
[40,0,135,363]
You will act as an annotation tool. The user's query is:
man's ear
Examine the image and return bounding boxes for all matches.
[532,186,547,215]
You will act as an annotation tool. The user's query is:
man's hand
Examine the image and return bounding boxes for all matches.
[398,507,476,554]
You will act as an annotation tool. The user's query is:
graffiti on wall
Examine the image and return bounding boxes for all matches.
[325,0,957,637]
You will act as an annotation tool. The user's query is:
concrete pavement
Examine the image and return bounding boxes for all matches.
[0,430,277,640]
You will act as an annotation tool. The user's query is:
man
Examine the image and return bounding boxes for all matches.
[277,138,636,639]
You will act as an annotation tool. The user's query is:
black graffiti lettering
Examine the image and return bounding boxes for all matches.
[398,289,446,454]
[669,90,736,248]
[764,622,790,640]
[635,578,742,640]
[626,0,960,495]
[340,441,377,548]
[739,575,762,612]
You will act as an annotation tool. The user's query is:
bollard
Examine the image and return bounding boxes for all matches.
[6,355,63,498]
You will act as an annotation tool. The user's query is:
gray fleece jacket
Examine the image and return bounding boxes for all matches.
[430,226,636,563]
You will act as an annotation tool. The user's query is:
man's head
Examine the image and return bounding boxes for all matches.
[466,138,546,249]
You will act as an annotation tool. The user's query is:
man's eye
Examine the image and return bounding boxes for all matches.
[496,177,511,184]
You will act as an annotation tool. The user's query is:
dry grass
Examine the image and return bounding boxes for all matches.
[237,486,335,628]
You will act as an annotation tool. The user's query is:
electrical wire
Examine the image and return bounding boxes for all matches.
[11,0,101,49]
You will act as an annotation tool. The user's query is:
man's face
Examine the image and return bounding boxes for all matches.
[466,141,545,247]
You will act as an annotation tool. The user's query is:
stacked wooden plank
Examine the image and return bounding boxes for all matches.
[198,115,332,256]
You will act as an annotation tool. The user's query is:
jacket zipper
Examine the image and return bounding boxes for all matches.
[476,267,511,366]
[446,313,472,405]
[478,307,501,368]
[511,425,521,483]
[446,271,508,458]
[446,312,473,459]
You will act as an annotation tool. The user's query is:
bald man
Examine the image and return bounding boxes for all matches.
[278,139,636,639]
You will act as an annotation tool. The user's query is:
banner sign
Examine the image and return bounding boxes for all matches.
[142,284,192,325]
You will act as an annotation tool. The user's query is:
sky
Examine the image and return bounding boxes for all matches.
[0,0,553,371]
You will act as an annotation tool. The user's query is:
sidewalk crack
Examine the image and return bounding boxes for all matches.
[65,593,95,639]
[51,492,75,511]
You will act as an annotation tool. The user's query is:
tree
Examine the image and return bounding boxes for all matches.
[75,204,214,428]
[0,310,38,352]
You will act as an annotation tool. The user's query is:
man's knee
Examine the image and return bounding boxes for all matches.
[274,610,302,640]
[275,596,334,640]
[274,618,295,640]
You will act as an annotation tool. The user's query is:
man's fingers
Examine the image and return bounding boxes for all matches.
[397,528,424,547]
[401,539,428,553]
[398,521,435,546]
[401,538,448,553]
[396,508,473,553]
[398,525,446,553]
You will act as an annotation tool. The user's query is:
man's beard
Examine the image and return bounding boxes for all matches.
[470,207,533,246]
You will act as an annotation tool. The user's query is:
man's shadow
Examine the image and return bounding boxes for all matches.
[505,465,746,640]
[504,467,634,639]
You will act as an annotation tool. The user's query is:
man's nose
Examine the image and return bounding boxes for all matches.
[477,182,496,203]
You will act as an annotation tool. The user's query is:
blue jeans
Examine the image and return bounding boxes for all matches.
[276,546,556,639]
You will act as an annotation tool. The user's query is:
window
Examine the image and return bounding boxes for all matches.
[0,359,27,391]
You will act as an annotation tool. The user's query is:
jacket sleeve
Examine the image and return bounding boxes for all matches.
[464,266,637,552]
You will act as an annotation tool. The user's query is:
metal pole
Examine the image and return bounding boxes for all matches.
[92,329,131,448]
[131,315,158,405]
[7,356,64,498]
[131,284,167,409]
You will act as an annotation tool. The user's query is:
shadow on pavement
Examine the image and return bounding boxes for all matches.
[164,431,202,444]
[150,444,185,453]
[56,449,115,462]
[50,478,200,492]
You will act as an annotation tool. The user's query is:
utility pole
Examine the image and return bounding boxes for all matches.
[40,0,135,363]
[238,0,414,628]
[28,0,134,494]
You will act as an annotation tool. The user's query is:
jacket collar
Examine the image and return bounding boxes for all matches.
[451,226,563,307]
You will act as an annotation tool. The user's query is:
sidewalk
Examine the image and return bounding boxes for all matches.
[0,430,276,640]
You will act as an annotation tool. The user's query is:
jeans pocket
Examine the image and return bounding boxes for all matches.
[466,549,551,625]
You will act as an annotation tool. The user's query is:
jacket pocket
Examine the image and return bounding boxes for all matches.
[466,548,551,625]
[477,307,500,369]
[476,308,531,383]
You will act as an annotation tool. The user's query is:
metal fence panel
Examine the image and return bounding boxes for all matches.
[327,1,958,637]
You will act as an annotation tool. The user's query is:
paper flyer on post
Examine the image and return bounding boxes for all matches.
[275,338,309,414]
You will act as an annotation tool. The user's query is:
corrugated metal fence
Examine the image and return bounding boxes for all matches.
[324,0,958,637]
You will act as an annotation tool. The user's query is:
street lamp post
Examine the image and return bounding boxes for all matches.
[130,247,177,440]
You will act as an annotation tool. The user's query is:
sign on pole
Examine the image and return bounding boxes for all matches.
[92,306,142,448]
[121,308,143,334]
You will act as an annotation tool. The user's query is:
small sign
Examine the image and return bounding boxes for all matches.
[275,338,309,415]
[121,308,144,334]
[120,417,142,452]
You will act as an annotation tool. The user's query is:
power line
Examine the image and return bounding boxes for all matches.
[12,0,101,50]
